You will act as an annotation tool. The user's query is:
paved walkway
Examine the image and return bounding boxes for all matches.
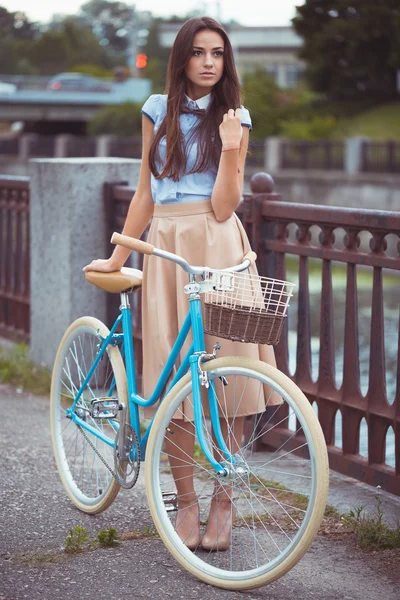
[0,384,399,600]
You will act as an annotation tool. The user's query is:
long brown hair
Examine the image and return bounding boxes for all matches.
[148,16,242,182]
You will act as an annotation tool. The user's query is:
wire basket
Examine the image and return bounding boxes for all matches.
[203,270,295,345]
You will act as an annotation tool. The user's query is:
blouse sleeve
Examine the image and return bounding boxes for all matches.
[141,94,160,125]
[240,105,252,132]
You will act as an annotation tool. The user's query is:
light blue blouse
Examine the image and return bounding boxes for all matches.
[141,93,252,204]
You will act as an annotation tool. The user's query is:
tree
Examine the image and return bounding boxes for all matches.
[0,6,37,40]
[140,17,169,92]
[29,19,105,74]
[0,6,38,73]
[292,0,400,101]
[30,31,70,74]
[88,101,142,135]
[241,68,289,139]
[80,0,137,53]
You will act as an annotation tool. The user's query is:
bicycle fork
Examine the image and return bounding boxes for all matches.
[189,354,237,476]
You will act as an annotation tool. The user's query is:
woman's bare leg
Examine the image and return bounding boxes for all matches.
[201,416,244,551]
[164,419,200,549]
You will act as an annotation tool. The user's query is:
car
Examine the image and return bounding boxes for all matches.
[46,73,112,93]
[0,81,17,95]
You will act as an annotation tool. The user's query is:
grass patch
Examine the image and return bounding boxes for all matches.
[0,343,51,395]
[21,551,67,566]
[65,525,91,554]
[120,526,159,541]
[341,498,400,550]
[97,527,120,547]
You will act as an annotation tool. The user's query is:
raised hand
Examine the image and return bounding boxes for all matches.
[219,108,243,151]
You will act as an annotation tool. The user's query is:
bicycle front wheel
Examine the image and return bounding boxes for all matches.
[50,316,128,514]
[145,357,329,590]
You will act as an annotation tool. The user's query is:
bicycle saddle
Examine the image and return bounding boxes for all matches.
[85,267,143,293]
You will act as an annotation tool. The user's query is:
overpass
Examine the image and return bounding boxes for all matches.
[0,77,151,123]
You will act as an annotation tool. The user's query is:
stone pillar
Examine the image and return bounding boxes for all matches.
[264,137,282,173]
[29,157,141,368]
[96,135,115,157]
[54,134,73,158]
[345,136,367,175]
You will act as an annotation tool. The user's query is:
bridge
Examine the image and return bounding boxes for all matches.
[0,77,151,124]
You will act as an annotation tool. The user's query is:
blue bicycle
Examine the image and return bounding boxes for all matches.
[50,233,329,591]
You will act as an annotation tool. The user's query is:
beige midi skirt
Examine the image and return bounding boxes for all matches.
[141,199,282,420]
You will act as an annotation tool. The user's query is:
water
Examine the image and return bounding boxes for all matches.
[286,262,398,468]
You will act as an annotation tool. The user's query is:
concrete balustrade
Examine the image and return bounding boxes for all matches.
[29,157,140,368]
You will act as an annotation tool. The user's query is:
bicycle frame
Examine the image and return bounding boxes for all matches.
[68,286,235,474]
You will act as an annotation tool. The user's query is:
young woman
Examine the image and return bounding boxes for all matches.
[84,16,281,552]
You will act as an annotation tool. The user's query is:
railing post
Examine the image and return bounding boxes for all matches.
[18,134,37,163]
[345,136,367,174]
[264,137,282,173]
[249,172,280,279]
[96,135,115,157]
[54,134,73,158]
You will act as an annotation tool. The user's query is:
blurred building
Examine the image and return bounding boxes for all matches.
[158,24,304,88]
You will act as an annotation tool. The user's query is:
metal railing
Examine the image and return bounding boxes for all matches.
[3,135,400,175]
[361,141,400,173]
[236,174,399,495]
[105,175,399,495]
[281,140,345,170]
[0,176,30,341]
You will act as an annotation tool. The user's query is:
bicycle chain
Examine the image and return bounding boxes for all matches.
[76,423,120,483]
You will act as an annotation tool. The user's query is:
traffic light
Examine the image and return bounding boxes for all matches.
[136,54,147,69]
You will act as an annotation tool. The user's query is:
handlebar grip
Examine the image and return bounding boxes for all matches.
[111,232,155,255]
[243,251,257,266]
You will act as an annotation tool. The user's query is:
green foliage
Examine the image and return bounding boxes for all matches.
[80,0,133,53]
[241,69,321,139]
[342,498,400,550]
[241,68,284,139]
[97,527,120,547]
[332,102,400,140]
[0,344,51,395]
[65,526,90,553]
[0,6,37,40]
[142,57,166,94]
[280,115,337,140]
[88,101,142,136]
[292,0,400,101]
[0,4,124,74]
[30,30,70,75]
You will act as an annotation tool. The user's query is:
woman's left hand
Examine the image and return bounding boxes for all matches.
[219,108,243,151]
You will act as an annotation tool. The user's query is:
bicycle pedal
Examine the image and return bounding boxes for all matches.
[162,491,178,512]
[90,397,119,419]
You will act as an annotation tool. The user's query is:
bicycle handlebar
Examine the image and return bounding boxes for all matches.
[111,232,257,275]
[112,233,155,255]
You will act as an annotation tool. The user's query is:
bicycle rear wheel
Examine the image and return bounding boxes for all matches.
[50,316,127,514]
[145,357,329,590]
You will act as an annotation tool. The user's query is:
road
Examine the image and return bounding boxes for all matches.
[0,384,398,600]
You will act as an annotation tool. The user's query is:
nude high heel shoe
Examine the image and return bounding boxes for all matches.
[201,494,236,552]
[175,496,200,551]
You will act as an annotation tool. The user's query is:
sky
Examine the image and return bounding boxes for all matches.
[1,0,300,27]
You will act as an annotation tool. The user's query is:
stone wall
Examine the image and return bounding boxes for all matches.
[29,157,140,368]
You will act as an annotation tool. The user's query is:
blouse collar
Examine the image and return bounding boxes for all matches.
[184,92,212,109]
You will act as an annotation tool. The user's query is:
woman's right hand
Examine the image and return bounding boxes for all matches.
[82,257,121,273]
